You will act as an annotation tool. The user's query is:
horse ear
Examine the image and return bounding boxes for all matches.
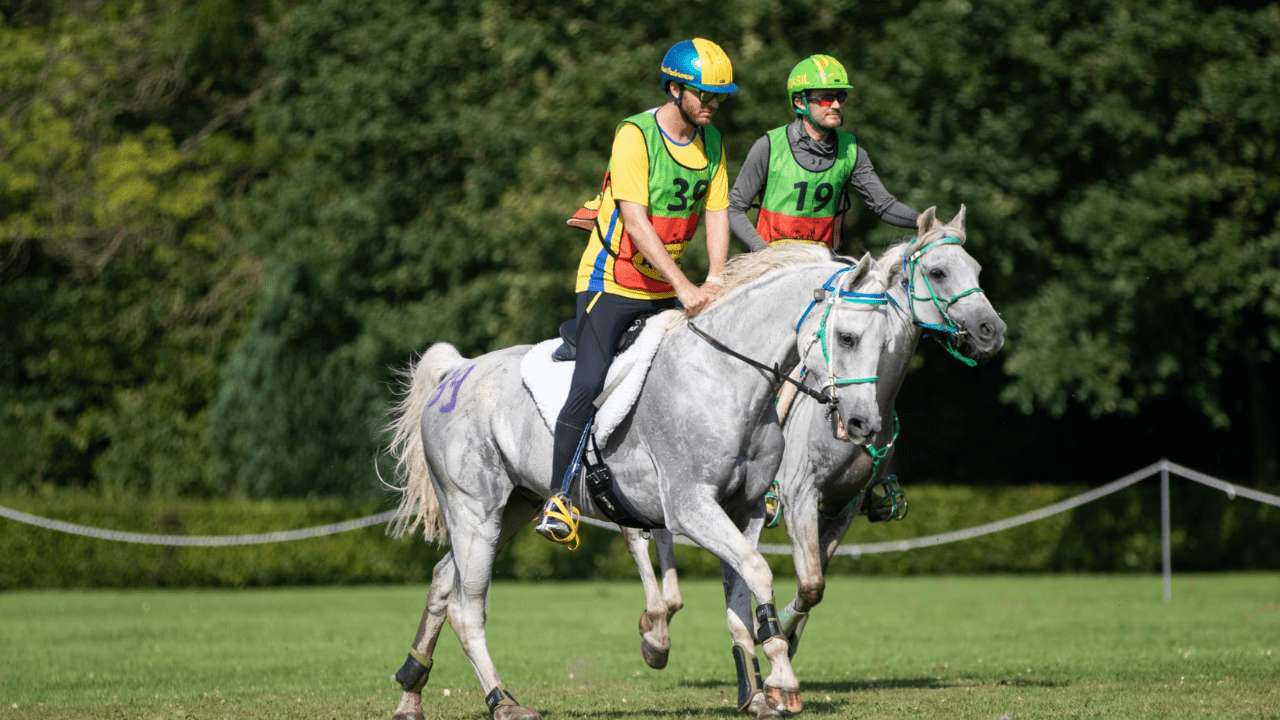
[916,206,939,236]
[948,204,967,233]
[843,252,872,289]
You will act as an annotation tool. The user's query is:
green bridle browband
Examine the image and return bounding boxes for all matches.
[889,236,985,367]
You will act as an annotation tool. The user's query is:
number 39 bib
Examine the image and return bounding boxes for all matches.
[581,111,722,299]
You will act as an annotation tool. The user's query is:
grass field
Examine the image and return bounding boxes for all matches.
[2,574,1276,719]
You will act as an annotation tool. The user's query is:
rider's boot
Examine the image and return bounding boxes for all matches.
[537,417,588,548]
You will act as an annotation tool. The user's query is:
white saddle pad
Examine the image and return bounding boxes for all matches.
[520,310,681,446]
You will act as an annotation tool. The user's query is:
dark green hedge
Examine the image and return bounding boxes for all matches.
[2,482,1274,589]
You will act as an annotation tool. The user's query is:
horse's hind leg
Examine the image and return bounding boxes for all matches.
[628,528,684,669]
[391,495,541,720]
[392,553,456,720]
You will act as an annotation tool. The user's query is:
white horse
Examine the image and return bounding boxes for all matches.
[383,245,894,720]
[624,206,1007,694]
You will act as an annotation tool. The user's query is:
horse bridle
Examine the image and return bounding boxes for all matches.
[687,263,887,407]
[888,235,985,367]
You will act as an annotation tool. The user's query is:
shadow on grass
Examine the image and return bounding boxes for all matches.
[680,676,1068,693]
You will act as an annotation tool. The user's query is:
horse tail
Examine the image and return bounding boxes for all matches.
[384,342,464,543]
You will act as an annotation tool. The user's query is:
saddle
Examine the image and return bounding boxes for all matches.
[552,313,657,362]
[521,311,682,532]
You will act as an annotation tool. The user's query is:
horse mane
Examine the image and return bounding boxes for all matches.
[878,210,967,288]
[706,244,839,309]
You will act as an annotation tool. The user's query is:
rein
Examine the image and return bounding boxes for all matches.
[888,236,984,367]
[686,264,887,408]
[686,320,835,406]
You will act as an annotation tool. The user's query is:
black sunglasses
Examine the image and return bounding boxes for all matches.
[683,85,729,104]
[807,90,849,107]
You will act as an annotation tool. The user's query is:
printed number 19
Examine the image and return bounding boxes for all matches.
[792,181,835,212]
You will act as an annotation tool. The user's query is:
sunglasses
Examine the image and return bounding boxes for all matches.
[683,85,729,104]
[807,90,849,107]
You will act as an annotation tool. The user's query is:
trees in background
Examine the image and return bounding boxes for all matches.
[2,0,1276,498]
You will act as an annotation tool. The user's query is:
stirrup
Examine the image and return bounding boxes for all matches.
[535,494,581,550]
[763,480,781,529]
[865,474,908,523]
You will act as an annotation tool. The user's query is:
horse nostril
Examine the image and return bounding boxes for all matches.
[978,322,993,338]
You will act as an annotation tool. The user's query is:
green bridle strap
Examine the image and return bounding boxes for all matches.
[899,236,984,368]
[818,412,901,520]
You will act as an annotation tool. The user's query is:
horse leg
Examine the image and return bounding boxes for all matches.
[655,528,684,624]
[392,552,457,720]
[675,498,802,717]
[777,477,822,659]
[627,527,680,669]
[391,495,540,720]
[720,515,784,720]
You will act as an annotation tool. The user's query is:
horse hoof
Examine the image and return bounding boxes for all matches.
[493,705,541,720]
[766,686,803,716]
[640,639,669,669]
[392,693,424,720]
[745,690,783,719]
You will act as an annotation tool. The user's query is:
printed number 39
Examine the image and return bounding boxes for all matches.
[667,178,709,212]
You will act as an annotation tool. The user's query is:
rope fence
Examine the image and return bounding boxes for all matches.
[2,458,1276,556]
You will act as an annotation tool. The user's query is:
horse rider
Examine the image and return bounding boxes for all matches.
[536,39,738,545]
[727,54,920,253]
[727,54,921,526]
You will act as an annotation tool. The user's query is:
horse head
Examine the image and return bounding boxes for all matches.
[794,251,888,444]
[886,205,1007,361]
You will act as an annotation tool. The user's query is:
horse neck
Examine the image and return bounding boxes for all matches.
[883,278,925,389]
[675,264,835,410]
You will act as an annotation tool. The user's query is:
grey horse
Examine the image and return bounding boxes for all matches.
[624,206,1007,686]
[383,245,894,720]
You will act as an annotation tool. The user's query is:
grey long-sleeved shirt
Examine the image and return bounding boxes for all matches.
[728,118,920,252]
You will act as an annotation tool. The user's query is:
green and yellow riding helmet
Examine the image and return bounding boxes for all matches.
[786,54,854,121]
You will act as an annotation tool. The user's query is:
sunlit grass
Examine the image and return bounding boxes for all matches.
[2,574,1276,719]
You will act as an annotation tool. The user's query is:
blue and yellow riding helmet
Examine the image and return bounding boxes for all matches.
[660,38,738,99]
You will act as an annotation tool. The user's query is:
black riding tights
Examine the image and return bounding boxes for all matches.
[550,291,677,492]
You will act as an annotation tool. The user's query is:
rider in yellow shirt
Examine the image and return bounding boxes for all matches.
[537,38,736,545]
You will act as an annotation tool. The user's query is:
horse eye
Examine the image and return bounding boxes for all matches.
[839,332,856,348]
[929,268,947,280]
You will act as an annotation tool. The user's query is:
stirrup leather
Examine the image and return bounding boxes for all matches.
[535,494,581,550]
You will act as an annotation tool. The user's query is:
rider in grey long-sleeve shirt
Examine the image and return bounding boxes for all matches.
[728,54,919,252]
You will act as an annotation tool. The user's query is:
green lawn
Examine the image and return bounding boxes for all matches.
[2,574,1276,719]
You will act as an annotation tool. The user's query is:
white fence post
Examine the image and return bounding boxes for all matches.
[1161,458,1172,602]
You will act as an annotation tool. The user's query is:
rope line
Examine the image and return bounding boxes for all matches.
[0,504,398,546]
[1,459,1275,550]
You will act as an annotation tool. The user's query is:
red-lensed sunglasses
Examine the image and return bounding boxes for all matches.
[807,90,849,107]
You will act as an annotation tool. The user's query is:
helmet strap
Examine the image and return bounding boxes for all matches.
[794,93,814,120]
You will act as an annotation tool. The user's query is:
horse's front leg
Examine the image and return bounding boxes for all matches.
[721,513,789,719]
[625,527,676,669]
[675,496,802,718]
[777,474,824,657]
